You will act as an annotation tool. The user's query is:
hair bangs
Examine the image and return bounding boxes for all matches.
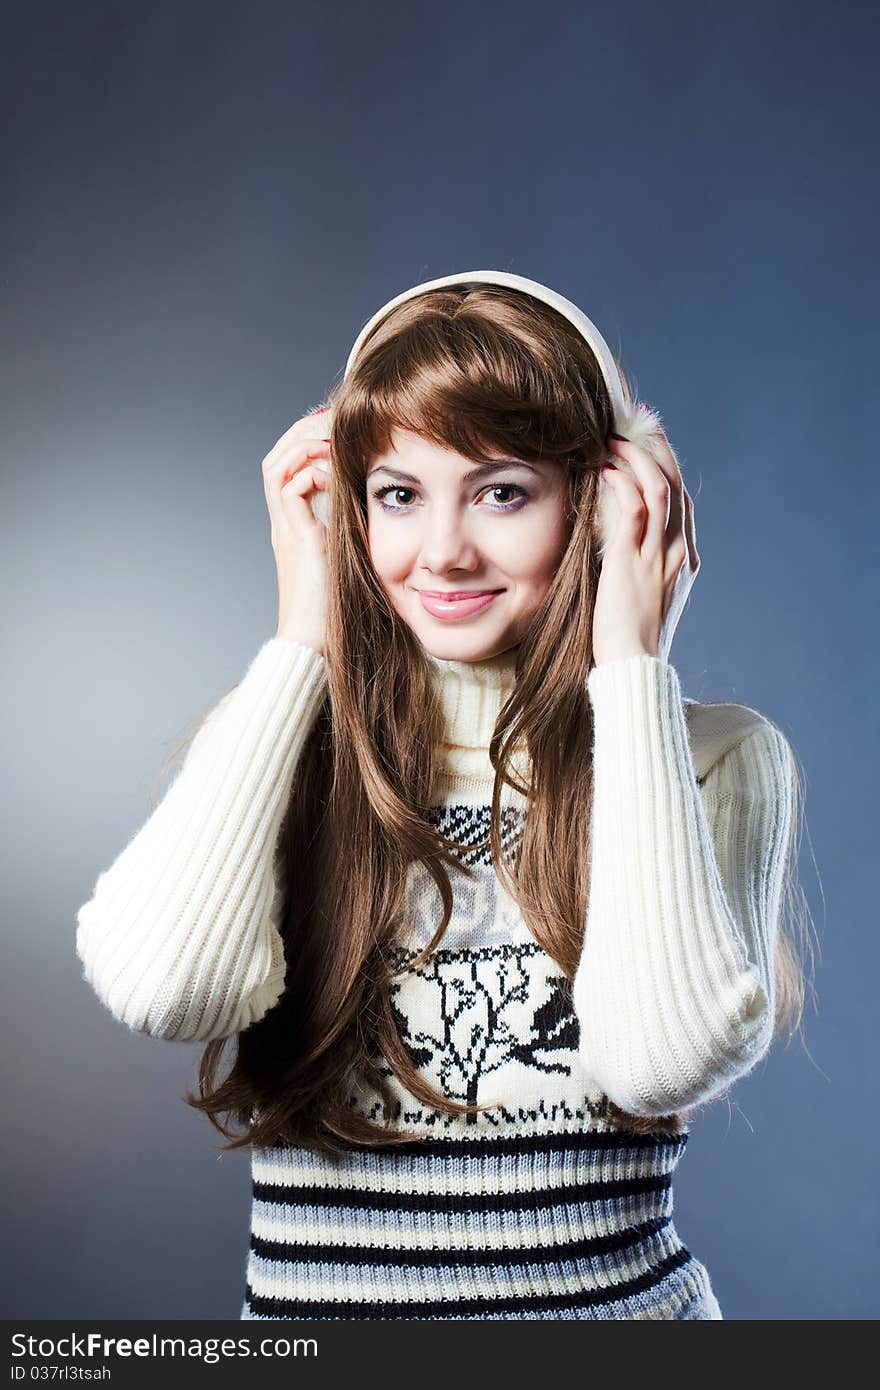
[331,287,613,479]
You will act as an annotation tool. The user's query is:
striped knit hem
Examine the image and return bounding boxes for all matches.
[239,1126,723,1320]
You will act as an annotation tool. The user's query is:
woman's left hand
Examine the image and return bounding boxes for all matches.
[591,426,700,667]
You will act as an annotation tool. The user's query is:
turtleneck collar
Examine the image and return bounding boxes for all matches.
[422,644,529,799]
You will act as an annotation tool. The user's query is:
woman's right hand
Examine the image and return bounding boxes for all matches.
[262,407,334,656]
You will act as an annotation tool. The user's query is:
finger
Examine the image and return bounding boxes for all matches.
[601,466,650,550]
[264,437,332,490]
[275,458,333,535]
[264,442,332,535]
[283,463,331,495]
[649,426,688,543]
[280,440,333,489]
[610,429,686,544]
[608,439,670,554]
[276,450,330,500]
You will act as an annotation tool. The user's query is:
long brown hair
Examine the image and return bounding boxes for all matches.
[163,284,815,1153]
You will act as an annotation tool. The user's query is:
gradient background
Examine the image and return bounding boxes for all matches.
[3,0,877,1321]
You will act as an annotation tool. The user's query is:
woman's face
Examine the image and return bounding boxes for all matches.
[366,428,572,662]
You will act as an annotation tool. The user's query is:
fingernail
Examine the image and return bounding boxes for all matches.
[316,460,331,472]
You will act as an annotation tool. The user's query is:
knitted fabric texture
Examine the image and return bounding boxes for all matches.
[75,637,794,1320]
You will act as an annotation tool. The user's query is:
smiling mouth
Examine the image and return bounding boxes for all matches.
[417,589,504,601]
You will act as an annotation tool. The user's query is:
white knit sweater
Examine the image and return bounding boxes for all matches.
[76,636,794,1121]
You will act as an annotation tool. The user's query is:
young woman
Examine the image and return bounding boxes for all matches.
[76,269,809,1320]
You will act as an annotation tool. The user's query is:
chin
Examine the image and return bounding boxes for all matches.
[419,625,519,657]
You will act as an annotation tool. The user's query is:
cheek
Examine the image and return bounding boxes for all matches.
[367,516,406,578]
[507,523,569,588]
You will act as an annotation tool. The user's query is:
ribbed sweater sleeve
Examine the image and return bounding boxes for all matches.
[572,653,794,1118]
[75,636,328,1042]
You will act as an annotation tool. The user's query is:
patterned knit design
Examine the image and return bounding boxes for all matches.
[349,801,607,1129]
[240,798,722,1320]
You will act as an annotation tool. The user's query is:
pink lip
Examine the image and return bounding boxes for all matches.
[419,589,502,599]
[417,588,504,620]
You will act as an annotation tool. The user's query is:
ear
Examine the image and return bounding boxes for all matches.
[596,401,666,552]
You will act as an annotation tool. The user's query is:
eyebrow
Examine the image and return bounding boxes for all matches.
[367,460,542,485]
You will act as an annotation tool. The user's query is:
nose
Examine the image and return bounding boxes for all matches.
[417,508,481,576]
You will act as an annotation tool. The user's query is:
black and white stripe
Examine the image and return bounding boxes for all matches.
[241,1126,721,1320]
